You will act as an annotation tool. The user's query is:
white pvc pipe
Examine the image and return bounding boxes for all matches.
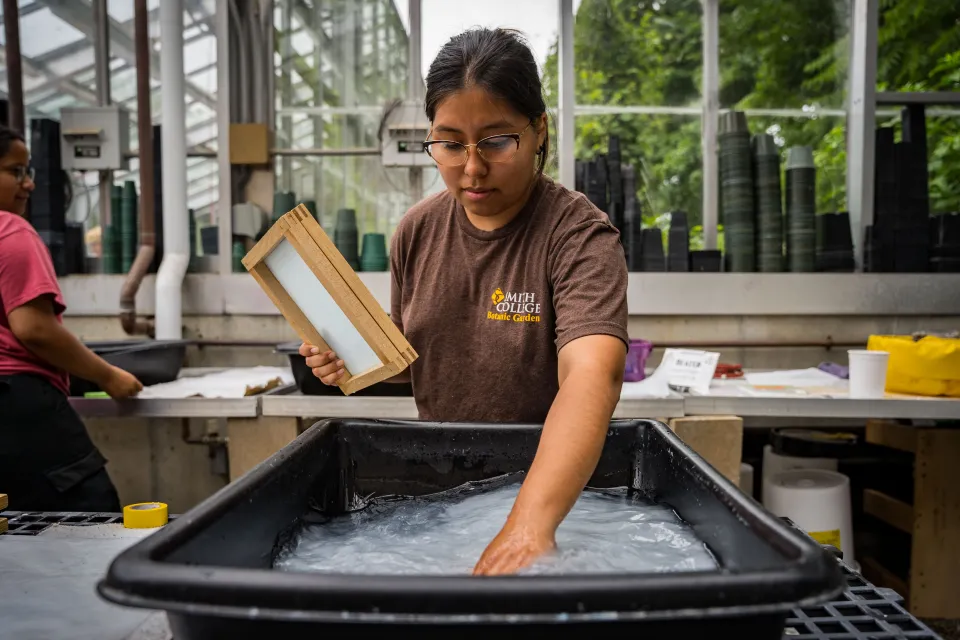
[156,0,190,340]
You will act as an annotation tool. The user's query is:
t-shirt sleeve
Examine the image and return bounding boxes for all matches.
[0,229,65,316]
[550,219,629,352]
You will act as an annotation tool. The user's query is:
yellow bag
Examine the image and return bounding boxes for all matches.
[867,334,960,398]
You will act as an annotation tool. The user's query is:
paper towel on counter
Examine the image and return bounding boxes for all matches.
[137,366,295,399]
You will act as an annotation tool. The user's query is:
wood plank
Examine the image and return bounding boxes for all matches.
[863,488,914,534]
[292,205,418,365]
[668,415,743,485]
[341,358,409,396]
[909,428,960,618]
[0,493,7,511]
[284,220,402,365]
[227,417,300,482]
[241,216,287,269]
[0,517,6,534]
[861,556,910,603]
[866,419,917,453]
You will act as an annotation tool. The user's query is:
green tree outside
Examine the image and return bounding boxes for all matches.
[542,0,960,236]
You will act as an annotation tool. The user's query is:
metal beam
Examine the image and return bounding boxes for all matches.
[0,49,99,106]
[701,0,720,250]
[9,21,215,101]
[847,0,878,271]
[0,1,45,23]
[557,0,575,188]
[38,0,217,110]
[214,0,232,275]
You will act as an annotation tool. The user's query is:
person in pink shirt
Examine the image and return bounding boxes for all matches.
[0,124,142,512]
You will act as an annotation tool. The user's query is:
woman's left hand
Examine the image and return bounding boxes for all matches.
[472,519,556,576]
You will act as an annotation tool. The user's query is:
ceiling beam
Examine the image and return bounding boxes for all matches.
[0,49,98,105]
[36,0,217,109]
[12,20,216,107]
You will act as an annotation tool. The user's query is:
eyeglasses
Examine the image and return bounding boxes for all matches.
[423,122,533,167]
[3,166,35,183]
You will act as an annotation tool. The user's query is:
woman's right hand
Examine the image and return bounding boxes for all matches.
[298,343,345,386]
[100,365,143,400]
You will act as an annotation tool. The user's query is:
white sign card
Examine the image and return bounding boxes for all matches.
[657,348,720,394]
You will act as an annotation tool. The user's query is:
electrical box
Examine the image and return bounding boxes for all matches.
[381,100,433,168]
[229,123,270,165]
[60,106,130,171]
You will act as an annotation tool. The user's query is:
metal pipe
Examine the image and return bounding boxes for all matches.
[407,0,423,100]
[215,0,234,276]
[93,0,114,240]
[2,0,24,133]
[847,0,879,271]
[407,0,424,202]
[120,0,156,337]
[557,0,575,188]
[155,0,190,340]
[701,0,720,250]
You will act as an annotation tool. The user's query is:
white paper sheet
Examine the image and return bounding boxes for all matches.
[137,366,295,399]
[744,368,844,388]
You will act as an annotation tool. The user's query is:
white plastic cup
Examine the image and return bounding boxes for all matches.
[847,349,889,398]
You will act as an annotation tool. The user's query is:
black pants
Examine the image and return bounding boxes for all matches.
[0,374,121,512]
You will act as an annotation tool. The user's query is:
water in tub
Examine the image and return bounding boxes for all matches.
[273,474,717,575]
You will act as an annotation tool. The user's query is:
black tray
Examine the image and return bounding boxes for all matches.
[69,340,188,396]
[97,419,844,638]
[276,342,413,396]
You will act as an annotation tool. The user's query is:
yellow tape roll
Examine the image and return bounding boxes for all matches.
[123,502,169,529]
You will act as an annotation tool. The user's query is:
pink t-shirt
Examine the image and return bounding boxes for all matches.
[0,211,70,395]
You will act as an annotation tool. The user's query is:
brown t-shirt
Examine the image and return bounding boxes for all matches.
[390,175,629,423]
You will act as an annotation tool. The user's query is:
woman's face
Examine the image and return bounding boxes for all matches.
[0,140,34,216]
[429,86,545,221]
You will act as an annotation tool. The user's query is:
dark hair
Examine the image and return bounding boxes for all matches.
[425,28,549,175]
[0,125,25,159]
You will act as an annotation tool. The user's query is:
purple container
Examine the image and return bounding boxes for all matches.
[624,339,654,382]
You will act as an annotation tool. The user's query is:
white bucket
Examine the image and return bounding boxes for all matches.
[763,468,855,566]
[761,445,838,505]
[848,349,889,399]
[739,462,755,497]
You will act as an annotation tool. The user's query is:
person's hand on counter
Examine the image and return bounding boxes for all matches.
[99,366,143,400]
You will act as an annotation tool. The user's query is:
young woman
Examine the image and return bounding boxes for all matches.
[300,28,628,575]
[0,125,143,512]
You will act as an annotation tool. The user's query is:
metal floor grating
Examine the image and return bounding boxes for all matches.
[782,563,939,639]
[1,511,177,536]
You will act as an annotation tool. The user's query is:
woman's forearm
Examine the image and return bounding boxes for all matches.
[507,363,622,535]
[15,314,115,385]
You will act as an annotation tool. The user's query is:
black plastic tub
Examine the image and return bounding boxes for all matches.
[276,341,413,396]
[69,340,188,396]
[98,419,843,639]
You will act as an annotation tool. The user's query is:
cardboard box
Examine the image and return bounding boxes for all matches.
[229,123,270,165]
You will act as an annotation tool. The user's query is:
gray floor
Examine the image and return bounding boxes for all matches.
[0,524,169,640]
